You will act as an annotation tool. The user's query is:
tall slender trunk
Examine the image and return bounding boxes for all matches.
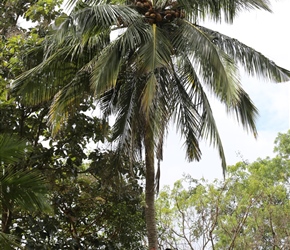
[144,126,158,250]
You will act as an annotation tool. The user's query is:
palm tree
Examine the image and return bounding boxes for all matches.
[14,0,290,248]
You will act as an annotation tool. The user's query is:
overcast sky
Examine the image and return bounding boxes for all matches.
[160,0,290,187]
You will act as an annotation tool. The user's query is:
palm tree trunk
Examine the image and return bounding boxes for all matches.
[144,126,158,249]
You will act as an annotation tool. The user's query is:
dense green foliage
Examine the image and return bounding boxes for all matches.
[1,1,146,249]
[157,131,290,250]
[12,0,290,248]
[0,98,146,249]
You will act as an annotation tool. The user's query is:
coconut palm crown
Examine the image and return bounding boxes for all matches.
[14,0,290,248]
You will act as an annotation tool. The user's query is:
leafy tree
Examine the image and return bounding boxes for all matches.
[156,176,223,249]
[1,90,146,248]
[15,107,146,250]
[1,1,146,248]
[0,3,63,246]
[157,130,290,249]
[0,89,146,248]
[13,0,290,248]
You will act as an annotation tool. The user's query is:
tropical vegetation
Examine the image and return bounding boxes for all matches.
[1,0,290,249]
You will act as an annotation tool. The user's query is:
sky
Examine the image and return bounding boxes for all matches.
[160,0,290,187]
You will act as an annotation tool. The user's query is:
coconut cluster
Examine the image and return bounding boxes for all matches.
[134,0,185,24]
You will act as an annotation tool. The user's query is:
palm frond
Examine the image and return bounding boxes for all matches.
[173,21,241,106]
[137,24,172,115]
[99,64,145,161]
[110,83,138,146]
[13,45,77,105]
[65,0,108,11]
[0,166,52,213]
[178,0,271,23]
[138,24,172,73]
[141,73,158,116]
[0,135,30,164]
[71,4,140,32]
[169,61,203,161]
[118,18,152,55]
[53,12,111,57]
[200,26,290,82]
[48,71,91,135]
[90,18,149,94]
[153,68,172,163]
[0,232,23,250]
[90,39,123,95]
[175,56,227,174]
[231,88,258,137]
[14,4,140,105]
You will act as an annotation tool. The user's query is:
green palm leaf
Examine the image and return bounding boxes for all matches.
[0,166,52,213]
[0,135,52,214]
[231,88,258,137]
[138,24,172,115]
[178,0,271,23]
[48,71,91,134]
[172,20,241,105]
[200,26,290,82]
[75,4,140,27]
[91,39,123,95]
[173,55,227,172]
[0,232,23,250]
[0,135,29,164]
[13,45,77,105]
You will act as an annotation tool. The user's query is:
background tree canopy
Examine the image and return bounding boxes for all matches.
[156,130,290,250]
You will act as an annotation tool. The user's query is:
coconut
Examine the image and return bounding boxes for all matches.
[144,2,150,8]
[165,13,172,20]
[147,18,154,24]
[156,13,162,22]
[136,2,143,7]
[165,10,171,15]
